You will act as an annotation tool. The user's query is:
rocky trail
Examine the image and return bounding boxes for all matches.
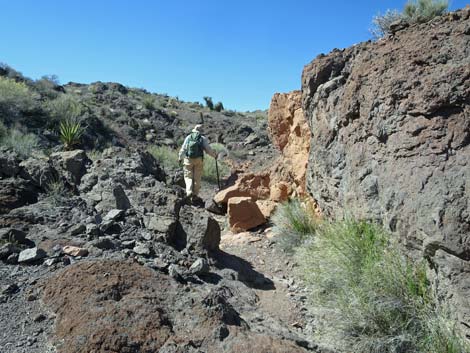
[1,7,469,353]
[0,146,324,353]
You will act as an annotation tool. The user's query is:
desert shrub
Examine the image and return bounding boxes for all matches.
[294,218,469,353]
[202,143,229,184]
[143,95,156,110]
[34,75,60,99]
[371,9,403,38]
[214,102,224,112]
[404,0,448,23]
[0,76,36,119]
[148,145,180,170]
[44,178,70,206]
[60,118,85,150]
[271,199,318,253]
[203,96,214,110]
[47,95,82,124]
[0,128,40,158]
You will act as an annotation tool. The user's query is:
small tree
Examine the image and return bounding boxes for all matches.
[203,96,214,110]
[214,102,224,112]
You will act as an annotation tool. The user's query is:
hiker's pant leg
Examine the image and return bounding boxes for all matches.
[192,158,203,196]
[183,158,194,196]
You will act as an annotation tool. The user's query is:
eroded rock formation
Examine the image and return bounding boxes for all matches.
[302,8,470,334]
[214,91,312,230]
[268,91,310,198]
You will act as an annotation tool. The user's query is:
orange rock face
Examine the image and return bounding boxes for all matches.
[213,90,311,220]
[268,91,310,198]
[227,197,266,233]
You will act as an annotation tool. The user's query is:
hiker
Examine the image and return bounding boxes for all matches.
[178,124,218,201]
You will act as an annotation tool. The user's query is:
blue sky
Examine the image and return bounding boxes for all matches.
[0,0,466,111]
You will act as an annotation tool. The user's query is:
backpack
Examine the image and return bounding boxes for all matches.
[185,132,204,158]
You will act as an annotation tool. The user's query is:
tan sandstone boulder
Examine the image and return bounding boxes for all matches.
[227,197,266,233]
[214,173,270,204]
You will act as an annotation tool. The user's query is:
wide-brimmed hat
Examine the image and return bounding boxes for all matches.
[192,124,203,133]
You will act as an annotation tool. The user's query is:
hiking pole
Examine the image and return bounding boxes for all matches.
[192,165,195,197]
[215,157,221,190]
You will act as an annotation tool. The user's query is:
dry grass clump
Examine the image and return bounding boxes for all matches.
[271,202,469,353]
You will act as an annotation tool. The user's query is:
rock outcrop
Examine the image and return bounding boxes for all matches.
[302,9,470,334]
[213,91,311,229]
[268,91,310,198]
[228,197,266,233]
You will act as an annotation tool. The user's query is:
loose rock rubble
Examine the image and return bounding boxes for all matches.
[0,146,323,353]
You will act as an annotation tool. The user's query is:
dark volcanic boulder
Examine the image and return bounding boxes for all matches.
[0,178,38,214]
[50,150,91,185]
[176,205,221,254]
[301,9,470,333]
[42,260,311,353]
[0,149,21,178]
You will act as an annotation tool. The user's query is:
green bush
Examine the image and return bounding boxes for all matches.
[0,128,40,158]
[202,143,229,184]
[0,76,36,119]
[34,75,60,99]
[271,199,318,253]
[142,95,156,110]
[47,95,82,124]
[293,218,469,353]
[404,0,448,23]
[148,145,180,170]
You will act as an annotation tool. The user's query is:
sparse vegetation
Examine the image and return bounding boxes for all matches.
[0,127,40,158]
[371,9,403,38]
[371,0,448,38]
[44,178,70,206]
[47,95,82,124]
[148,145,180,170]
[34,75,60,99]
[404,0,448,23]
[271,199,318,253]
[142,95,156,110]
[202,143,229,184]
[270,210,470,353]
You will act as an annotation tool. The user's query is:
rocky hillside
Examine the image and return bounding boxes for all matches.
[0,147,326,353]
[0,65,274,166]
[301,8,470,335]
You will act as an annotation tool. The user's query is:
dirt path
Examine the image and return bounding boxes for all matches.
[214,214,316,341]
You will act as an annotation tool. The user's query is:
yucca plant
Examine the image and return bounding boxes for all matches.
[60,118,84,150]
